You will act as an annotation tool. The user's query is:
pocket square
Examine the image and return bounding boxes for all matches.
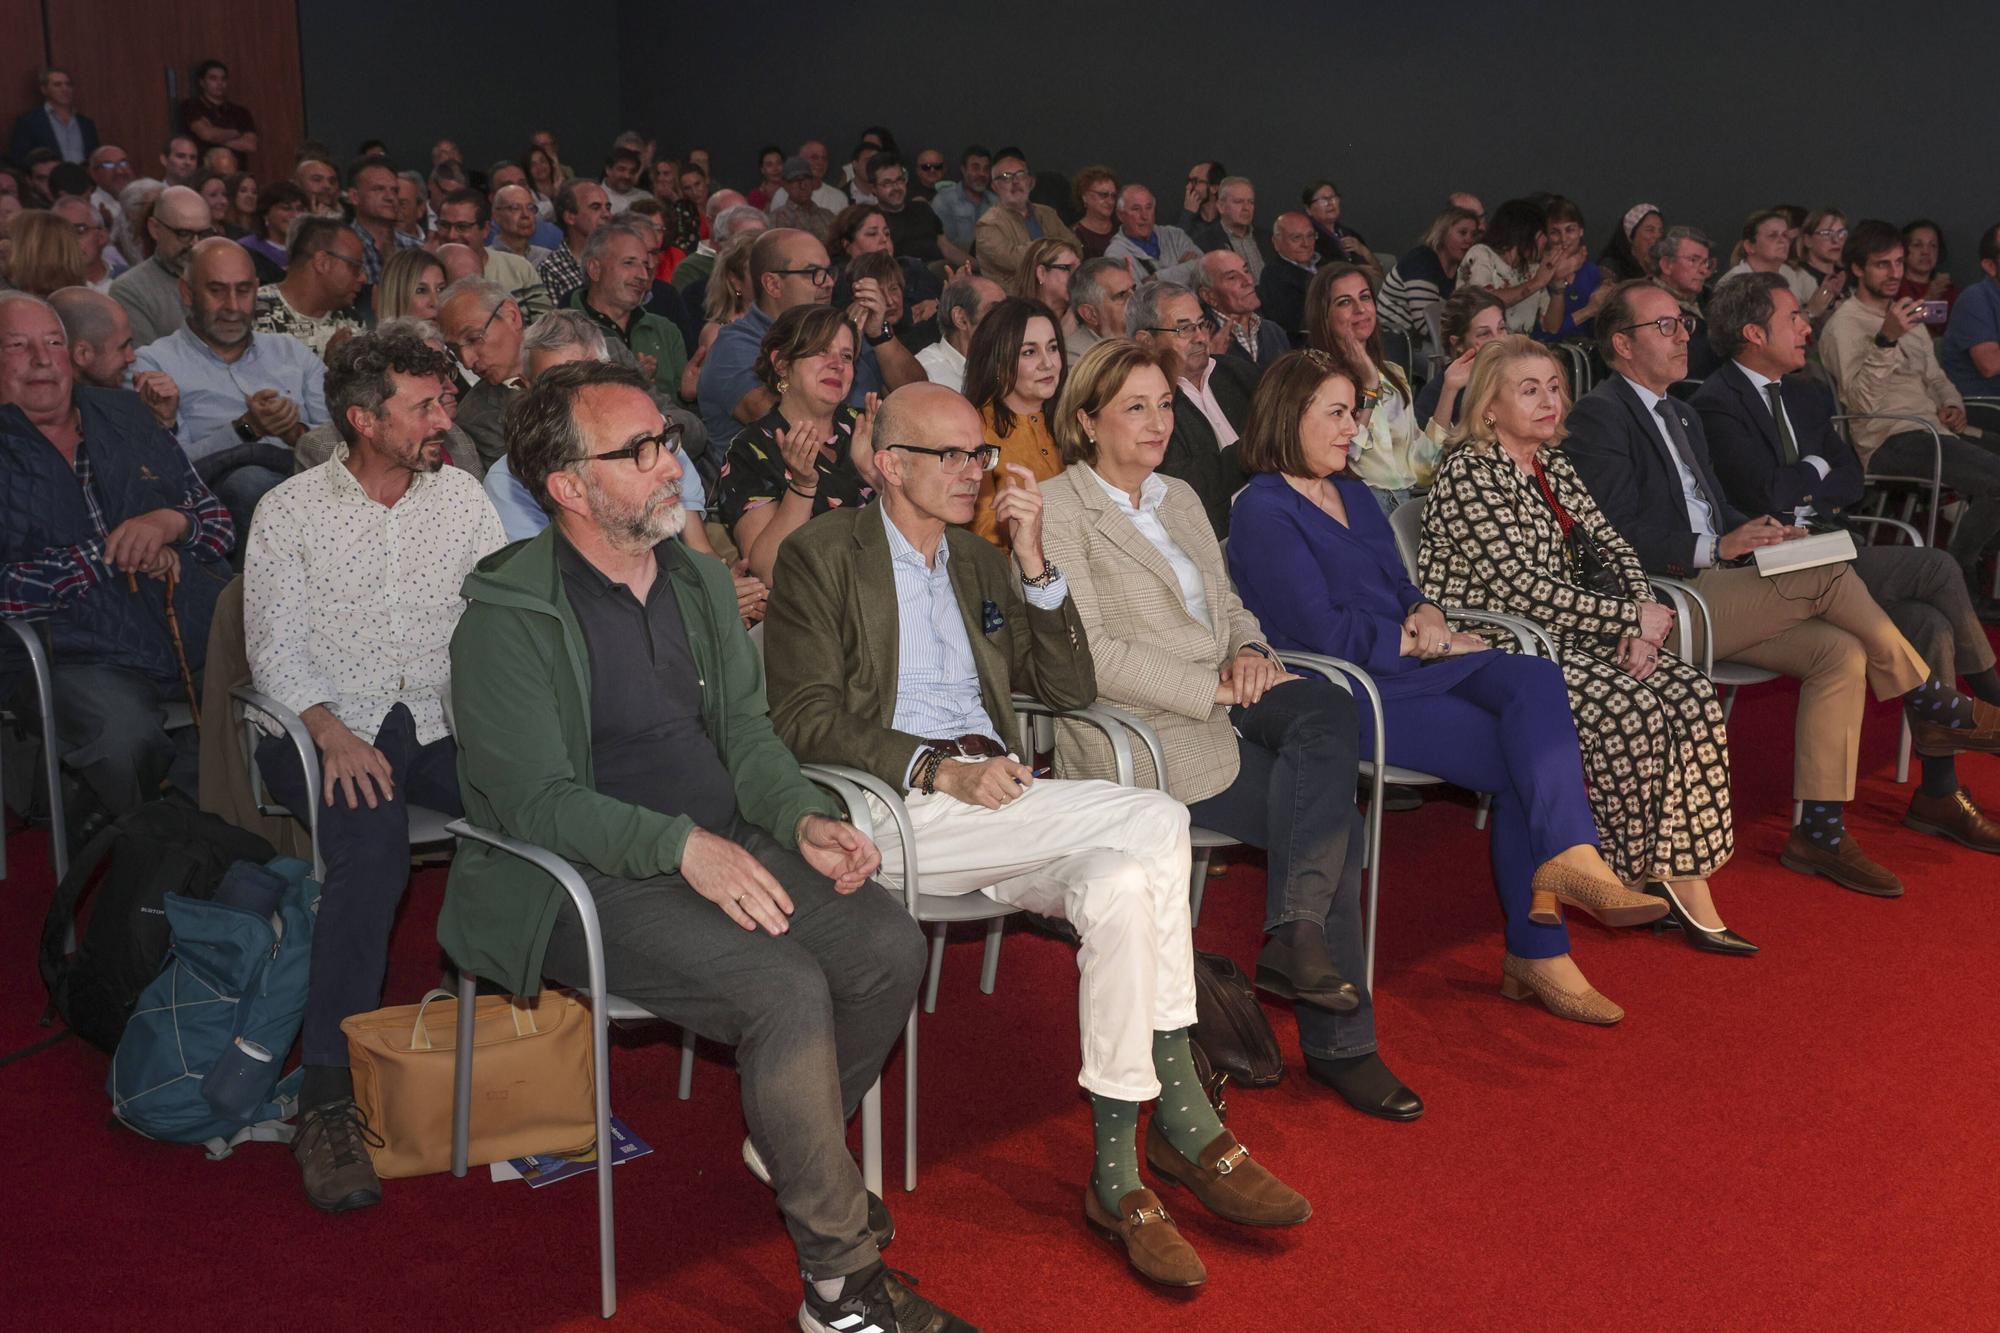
[981,599,1005,634]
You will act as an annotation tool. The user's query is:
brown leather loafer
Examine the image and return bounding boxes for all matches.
[1909,697,2000,757]
[1144,1123,1311,1227]
[1778,828,1903,897]
[1905,788,2000,854]
[1083,1186,1206,1287]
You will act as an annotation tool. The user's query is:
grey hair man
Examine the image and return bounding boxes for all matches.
[1128,278,1255,537]
[914,273,1005,392]
[1195,248,1289,370]
[1105,183,1203,284]
[1193,176,1275,281]
[1653,225,1720,376]
[1066,255,1136,360]
[672,202,769,297]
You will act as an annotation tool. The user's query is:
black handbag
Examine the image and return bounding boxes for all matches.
[1564,524,1627,599]
[1189,950,1284,1088]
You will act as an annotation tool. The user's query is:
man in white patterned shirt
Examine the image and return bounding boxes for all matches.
[244,329,505,1215]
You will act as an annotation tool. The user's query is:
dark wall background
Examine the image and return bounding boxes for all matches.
[302,0,1996,269]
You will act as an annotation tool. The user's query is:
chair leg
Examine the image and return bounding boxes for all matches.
[903,1002,919,1192]
[1187,850,1212,927]
[978,918,1004,995]
[1721,686,1740,721]
[1896,717,1912,786]
[676,1027,695,1101]
[922,922,947,1015]
[1474,792,1491,831]
[450,970,477,1178]
[861,1077,883,1197]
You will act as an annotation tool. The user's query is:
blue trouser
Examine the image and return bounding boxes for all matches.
[1187,678,1374,1060]
[1370,653,1598,960]
[256,703,463,1066]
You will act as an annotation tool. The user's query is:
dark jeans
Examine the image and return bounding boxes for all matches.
[1869,430,2000,576]
[541,820,924,1282]
[39,663,196,816]
[256,702,462,1067]
[1186,678,1374,1060]
[195,442,294,550]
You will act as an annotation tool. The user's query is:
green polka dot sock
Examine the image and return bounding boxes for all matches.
[1088,1095,1143,1212]
[1149,1028,1226,1162]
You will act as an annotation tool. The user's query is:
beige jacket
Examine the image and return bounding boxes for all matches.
[1040,465,1265,803]
[974,204,1079,284]
[197,577,315,861]
[1819,297,1964,462]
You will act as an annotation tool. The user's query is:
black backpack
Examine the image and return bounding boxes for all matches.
[38,800,275,1052]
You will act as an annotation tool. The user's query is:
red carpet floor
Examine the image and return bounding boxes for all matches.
[4,671,1998,1332]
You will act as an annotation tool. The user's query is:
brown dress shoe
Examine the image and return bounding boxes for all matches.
[1909,697,2000,757]
[1499,953,1624,1025]
[1778,827,1904,897]
[1905,788,2000,854]
[1143,1123,1311,1227]
[1083,1186,1206,1287]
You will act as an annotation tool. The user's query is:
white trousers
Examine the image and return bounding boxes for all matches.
[869,776,1198,1101]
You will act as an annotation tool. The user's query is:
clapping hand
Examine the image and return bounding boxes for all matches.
[773,418,827,490]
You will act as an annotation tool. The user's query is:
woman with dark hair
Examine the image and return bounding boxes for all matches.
[1305,263,1432,512]
[715,304,878,582]
[747,145,785,211]
[1459,197,1560,333]
[964,295,1066,546]
[523,143,561,218]
[1229,348,1668,1026]
[1070,165,1118,259]
[192,169,232,232]
[830,202,942,318]
[1540,196,1610,339]
[1791,206,1853,324]
[1299,178,1375,274]
[238,181,307,283]
[1597,203,1663,282]
[223,171,259,234]
[1414,286,1507,436]
[1898,218,1956,335]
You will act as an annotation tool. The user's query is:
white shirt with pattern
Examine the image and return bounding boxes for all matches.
[245,448,508,745]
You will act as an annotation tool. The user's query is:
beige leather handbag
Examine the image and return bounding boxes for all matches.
[342,987,595,1178]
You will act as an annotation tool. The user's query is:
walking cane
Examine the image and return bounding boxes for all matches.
[126,567,202,732]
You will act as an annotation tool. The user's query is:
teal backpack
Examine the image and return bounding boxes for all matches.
[107,857,320,1158]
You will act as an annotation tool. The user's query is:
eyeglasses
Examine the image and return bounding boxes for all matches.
[916,162,945,174]
[156,221,220,244]
[875,172,907,186]
[446,302,504,358]
[578,424,682,472]
[1145,319,1216,339]
[94,158,130,171]
[320,250,366,271]
[1812,226,1849,240]
[772,264,835,286]
[1615,314,1698,339]
[887,443,1000,474]
[992,169,1031,183]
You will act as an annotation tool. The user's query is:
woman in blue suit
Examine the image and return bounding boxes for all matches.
[1228,350,1665,1024]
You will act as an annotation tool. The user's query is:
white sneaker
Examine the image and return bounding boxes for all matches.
[742,1135,773,1187]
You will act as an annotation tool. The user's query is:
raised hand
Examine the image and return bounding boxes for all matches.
[773,418,827,489]
[991,462,1046,571]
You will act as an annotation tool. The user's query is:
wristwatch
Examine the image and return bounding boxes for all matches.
[865,324,895,346]
[233,415,259,443]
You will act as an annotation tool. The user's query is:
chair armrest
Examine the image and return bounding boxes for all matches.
[1842,514,1925,547]
[1011,693,1139,787]
[232,685,322,870]
[1068,702,1168,792]
[445,819,611,1004]
[1838,411,1943,545]
[1646,576,1710,676]
[1272,651,1388,781]
[798,763,922,911]
[1442,607,1557,659]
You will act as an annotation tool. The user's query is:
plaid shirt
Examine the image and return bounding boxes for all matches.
[353,221,421,285]
[0,437,233,617]
[538,245,586,308]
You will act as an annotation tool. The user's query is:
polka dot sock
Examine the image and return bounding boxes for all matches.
[1903,678,1977,729]
[1797,799,1847,848]
[1087,1095,1143,1213]
[1149,1029,1227,1164]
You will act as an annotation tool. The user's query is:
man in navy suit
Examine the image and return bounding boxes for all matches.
[7,68,97,169]
[1566,279,1998,897]
[1257,211,1318,342]
[1693,272,2000,853]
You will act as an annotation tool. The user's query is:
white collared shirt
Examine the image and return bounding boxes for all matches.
[1086,465,1211,630]
[245,449,509,745]
[1178,358,1238,449]
[1733,360,1833,513]
[1621,375,1717,566]
[914,338,967,393]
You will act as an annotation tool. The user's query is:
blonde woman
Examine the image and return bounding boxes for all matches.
[680,234,755,402]
[1419,335,1746,957]
[5,209,86,296]
[1011,236,1082,335]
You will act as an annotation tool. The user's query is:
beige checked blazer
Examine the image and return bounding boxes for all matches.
[1040,465,1266,803]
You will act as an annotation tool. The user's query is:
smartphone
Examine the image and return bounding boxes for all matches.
[1916,300,1948,325]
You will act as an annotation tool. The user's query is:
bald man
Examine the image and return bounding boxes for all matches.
[108,183,213,348]
[1257,210,1320,340]
[48,285,181,428]
[134,237,328,537]
[765,384,1311,1287]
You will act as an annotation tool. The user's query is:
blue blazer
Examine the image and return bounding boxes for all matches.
[7,107,98,168]
[1690,361,1865,519]
[1227,472,1488,700]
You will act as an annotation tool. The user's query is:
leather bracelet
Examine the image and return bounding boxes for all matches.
[916,748,946,795]
[1019,560,1061,590]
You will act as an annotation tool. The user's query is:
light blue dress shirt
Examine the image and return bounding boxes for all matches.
[134,327,328,464]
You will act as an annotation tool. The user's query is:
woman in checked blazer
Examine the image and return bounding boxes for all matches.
[1039,338,1422,1122]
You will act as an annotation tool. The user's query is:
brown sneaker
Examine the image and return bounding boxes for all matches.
[293,1098,384,1213]
[1905,788,2000,854]
[1908,697,2000,757]
[1778,828,1904,897]
[1082,1186,1206,1288]
[1143,1122,1311,1227]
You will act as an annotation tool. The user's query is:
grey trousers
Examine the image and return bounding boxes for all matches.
[541,823,925,1281]
[39,663,196,816]
[1853,543,1997,681]
[1868,430,2000,574]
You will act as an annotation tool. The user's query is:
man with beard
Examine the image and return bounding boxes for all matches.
[437,275,528,470]
[443,361,970,1333]
[49,286,181,428]
[575,216,686,399]
[110,184,213,348]
[135,238,328,536]
[433,187,553,319]
[244,330,504,1213]
[252,215,366,358]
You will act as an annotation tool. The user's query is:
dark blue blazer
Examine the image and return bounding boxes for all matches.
[1226,472,1488,699]
[1565,375,1746,577]
[7,107,98,168]
[1256,259,1316,342]
[1690,361,1865,520]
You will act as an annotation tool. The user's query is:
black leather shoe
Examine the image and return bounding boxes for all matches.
[1255,922,1360,1013]
[1644,883,1759,956]
[1303,1051,1424,1121]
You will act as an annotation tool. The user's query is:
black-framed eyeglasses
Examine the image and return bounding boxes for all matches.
[446,302,504,358]
[1615,314,1698,339]
[1146,319,1215,339]
[157,221,220,244]
[321,250,366,271]
[886,443,1000,475]
[773,264,835,286]
[577,424,683,472]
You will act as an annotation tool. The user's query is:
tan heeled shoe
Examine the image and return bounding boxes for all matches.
[1528,860,1670,928]
[1500,953,1624,1025]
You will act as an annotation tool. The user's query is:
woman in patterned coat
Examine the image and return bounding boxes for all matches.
[1419,335,1747,955]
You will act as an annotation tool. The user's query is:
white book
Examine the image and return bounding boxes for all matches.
[1754,528,1857,577]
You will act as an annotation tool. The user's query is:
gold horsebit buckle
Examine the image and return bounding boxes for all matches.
[1213,1145,1249,1175]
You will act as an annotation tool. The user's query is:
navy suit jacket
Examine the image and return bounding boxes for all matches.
[1564,375,1746,577]
[1256,259,1315,342]
[1690,362,1865,520]
[7,107,98,167]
